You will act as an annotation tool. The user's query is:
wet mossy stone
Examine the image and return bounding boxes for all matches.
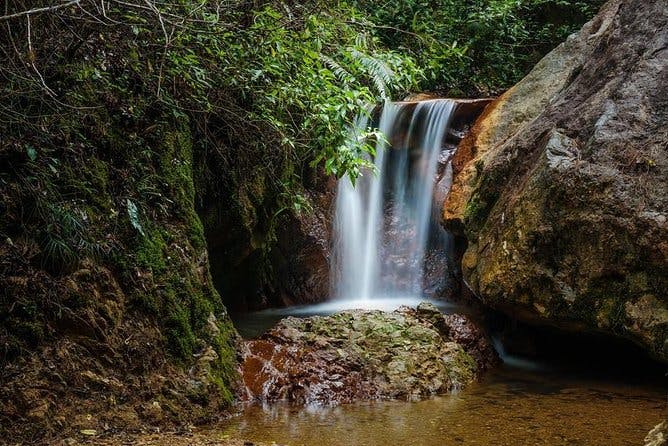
[240,305,497,404]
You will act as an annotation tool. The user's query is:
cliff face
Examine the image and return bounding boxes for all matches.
[444,0,667,361]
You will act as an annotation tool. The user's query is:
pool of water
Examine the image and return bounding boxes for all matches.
[227,299,667,446]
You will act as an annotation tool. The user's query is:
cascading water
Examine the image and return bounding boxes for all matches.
[332,99,457,300]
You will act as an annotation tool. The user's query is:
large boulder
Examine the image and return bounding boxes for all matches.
[443,0,667,361]
[239,303,497,404]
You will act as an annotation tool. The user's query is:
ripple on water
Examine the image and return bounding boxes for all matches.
[218,365,666,446]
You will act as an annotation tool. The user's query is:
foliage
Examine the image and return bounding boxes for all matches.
[351,0,605,94]
[214,5,422,184]
[0,0,603,205]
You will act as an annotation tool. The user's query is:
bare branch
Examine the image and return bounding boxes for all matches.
[345,20,433,44]
[26,14,57,97]
[0,0,81,22]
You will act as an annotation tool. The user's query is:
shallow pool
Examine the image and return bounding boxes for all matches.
[226,300,666,446]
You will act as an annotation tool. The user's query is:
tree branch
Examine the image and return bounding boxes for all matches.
[0,0,81,22]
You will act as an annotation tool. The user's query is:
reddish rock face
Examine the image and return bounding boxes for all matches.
[443,314,499,371]
[271,171,336,306]
[239,304,498,405]
[240,338,376,404]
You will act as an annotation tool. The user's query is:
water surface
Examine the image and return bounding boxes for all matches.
[220,363,665,446]
[231,297,469,338]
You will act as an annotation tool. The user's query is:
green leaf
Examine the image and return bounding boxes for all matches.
[126,199,145,237]
[26,145,37,161]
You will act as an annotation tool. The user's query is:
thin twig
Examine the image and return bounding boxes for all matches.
[0,0,81,21]
[345,19,433,43]
[27,15,57,98]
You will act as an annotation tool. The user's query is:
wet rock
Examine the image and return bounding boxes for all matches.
[443,0,668,361]
[415,303,498,370]
[443,314,499,371]
[240,305,496,404]
[271,172,336,306]
[645,420,668,446]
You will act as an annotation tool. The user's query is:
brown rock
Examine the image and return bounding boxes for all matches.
[443,314,499,371]
[443,0,668,361]
[239,305,496,405]
[271,172,336,305]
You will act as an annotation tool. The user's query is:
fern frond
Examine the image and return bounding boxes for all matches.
[320,54,356,84]
[350,49,395,99]
[355,33,368,48]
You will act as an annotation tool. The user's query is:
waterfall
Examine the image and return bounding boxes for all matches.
[332,99,457,300]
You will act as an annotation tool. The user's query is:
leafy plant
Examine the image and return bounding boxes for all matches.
[37,202,107,272]
[126,199,145,236]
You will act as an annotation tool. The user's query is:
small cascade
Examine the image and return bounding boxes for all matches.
[332,99,457,300]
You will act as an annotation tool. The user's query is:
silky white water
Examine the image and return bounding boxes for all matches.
[332,99,457,300]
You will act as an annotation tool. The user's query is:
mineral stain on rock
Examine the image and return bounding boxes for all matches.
[239,303,497,404]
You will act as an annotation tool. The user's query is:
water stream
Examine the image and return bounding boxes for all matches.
[230,301,665,445]
[332,99,456,300]
[219,360,665,446]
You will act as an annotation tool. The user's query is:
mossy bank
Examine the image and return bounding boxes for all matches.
[1,94,239,440]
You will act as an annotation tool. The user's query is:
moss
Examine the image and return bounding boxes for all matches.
[464,193,484,223]
[134,230,168,272]
[567,277,629,332]
[474,159,484,177]
[61,156,113,211]
[10,320,45,348]
[190,291,215,330]
[163,290,197,359]
[111,122,238,391]
[627,272,650,294]
[463,158,511,240]
[1,55,240,423]
[158,127,196,211]
[463,192,495,239]
[187,211,207,253]
[210,322,239,404]
[445,348,477,386]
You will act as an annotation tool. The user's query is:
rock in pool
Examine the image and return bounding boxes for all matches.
[239,303,498,405]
